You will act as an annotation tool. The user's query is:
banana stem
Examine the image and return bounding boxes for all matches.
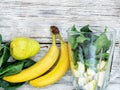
[57,34,64,44]
[50,26,65,44]
[52,34,56,45]
[50,27,56,45]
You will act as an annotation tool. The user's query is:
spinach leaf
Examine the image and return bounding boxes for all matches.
[76,33,90,44]
[0,45,10,67]
[80,25,92,32]
[71,25,79,32]
[72,46,85,69]
[0,34,2,46]
[81,44,89,59]
[69,25,111,72]
[68,25,79,50]
[82,44,97,67]
[72,48,79,65]
[80,40,92,60]
[0,59,36,90]
[96,53,109,60]
[0,79,24,90]
[94,32,111,54]
[85,58,98,71]
[69,25,92,68]
[0,59,36,78]
[0,61,24,78]
[0,62,13,72]
[78,46,84,64]
[0,47,4,57]
[68,36,78,50]
[22,58,36,69]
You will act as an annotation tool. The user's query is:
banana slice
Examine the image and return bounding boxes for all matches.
[78,77,86,86]
[84,79,97,90]
[95,71,105,87]
[97,61,107,70]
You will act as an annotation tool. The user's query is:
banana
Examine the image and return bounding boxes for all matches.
[3,34,59,83]
[29,30,69,88]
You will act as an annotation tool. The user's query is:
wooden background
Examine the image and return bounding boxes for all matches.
[0,0,120,90]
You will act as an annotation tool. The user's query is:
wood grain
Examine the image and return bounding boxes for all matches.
[0,0,120,90]
[0,0,120,42]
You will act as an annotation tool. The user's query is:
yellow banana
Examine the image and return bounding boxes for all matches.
[29,34,69,88]
[68,45,74,72]
[3,34,59,83]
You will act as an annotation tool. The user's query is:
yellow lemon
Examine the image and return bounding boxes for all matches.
[10,37,40,60]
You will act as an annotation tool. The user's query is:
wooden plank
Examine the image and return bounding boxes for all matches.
[0,0,120,90]
[0,0,120,42]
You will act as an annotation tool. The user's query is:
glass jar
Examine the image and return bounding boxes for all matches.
[67,25,116,90]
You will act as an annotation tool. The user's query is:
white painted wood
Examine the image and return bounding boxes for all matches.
[0,0,120,42]
[0,0,120,90]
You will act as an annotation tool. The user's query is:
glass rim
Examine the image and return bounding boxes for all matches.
[67,30,116,35]
[67,26,116,35]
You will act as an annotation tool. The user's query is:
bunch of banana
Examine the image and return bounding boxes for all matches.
[3,26,70,88]
[3,31,59,83]
[29,26,70,87]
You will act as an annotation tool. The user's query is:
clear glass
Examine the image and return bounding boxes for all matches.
[67,26,116,90]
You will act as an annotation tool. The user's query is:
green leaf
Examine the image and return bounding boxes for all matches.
[94,32,111,54]
[81,44,90,60]
[0,61,24,78]
[0,34,2,46]
[0,79,9,87]
[22,58,36,69]
[80,43,97,71]
[0,59,36,90]
[71,25,77,31]
[85,58,98,71]
[0,59,36,78]
[82,43,96,60]
[0,47,4,57]
[78,46,84,63]
[76,34,90,44]
[72,48,79,65]
[68,25,80,50]
[0,79,24,90]
[68,35,78,50]
[96,53,109,60]
[80,25,92,32]
[104,26,108,32]
[0,45,10,67]
[0,62,13,71]
[70,25,79,34]
[69,25,111,72]
[74,63,78,70]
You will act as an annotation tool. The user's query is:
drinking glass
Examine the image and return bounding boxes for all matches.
[67,26,116,90]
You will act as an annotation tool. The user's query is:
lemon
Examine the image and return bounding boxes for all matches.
[10,37,40,60]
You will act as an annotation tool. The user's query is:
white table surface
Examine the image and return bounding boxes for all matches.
[0,0,120,90]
